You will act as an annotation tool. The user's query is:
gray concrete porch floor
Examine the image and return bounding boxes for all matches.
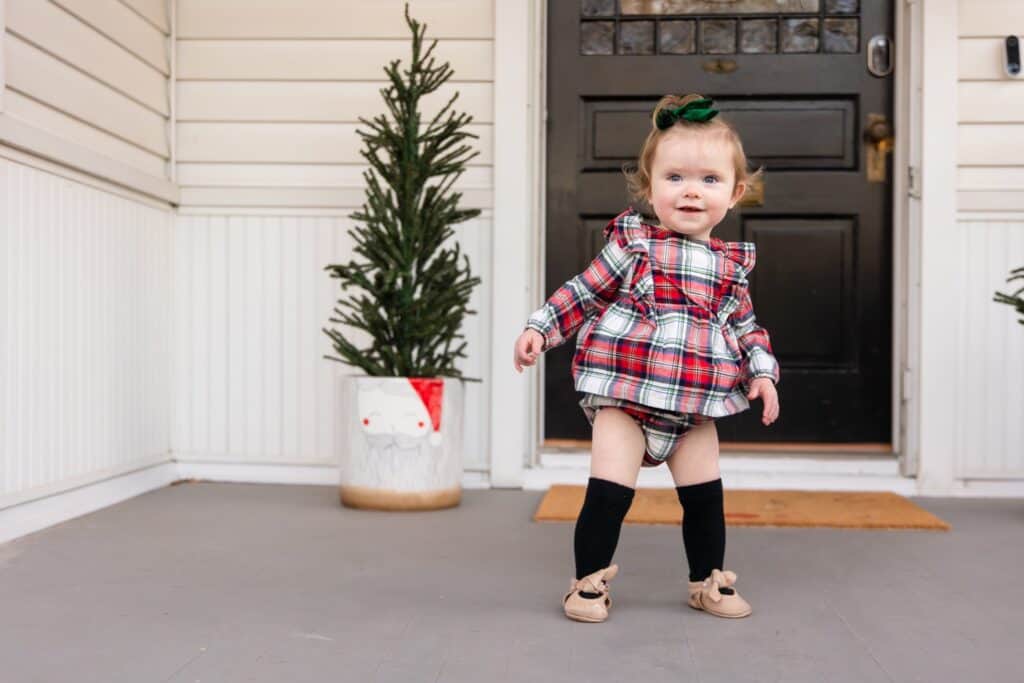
[1,482,1022,683]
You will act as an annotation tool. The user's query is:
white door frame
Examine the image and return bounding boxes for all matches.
[489,0,944,489]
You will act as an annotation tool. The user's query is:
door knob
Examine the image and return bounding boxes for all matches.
[863,114,894,183]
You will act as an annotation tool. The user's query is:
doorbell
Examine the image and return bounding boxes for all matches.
[1007,35,1021,77]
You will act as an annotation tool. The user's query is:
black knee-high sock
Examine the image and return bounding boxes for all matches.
[675,478,726,582]
[573,477,636,581]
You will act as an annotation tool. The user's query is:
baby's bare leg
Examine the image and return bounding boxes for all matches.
[572,407,644,582]
[590,408,646,487]
[665,420,720,486]
[666,419,725,583]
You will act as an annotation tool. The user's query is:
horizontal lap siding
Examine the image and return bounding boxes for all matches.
[176,0,491,39]
[175,0,494,210]
[3,0,171,180]
[957,1,1024,210]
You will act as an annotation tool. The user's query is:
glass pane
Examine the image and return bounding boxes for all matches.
[581,21,615,55]
[825,0,859,13]
[581,0,616,17]
[659,20,696,54]
[619,21,655,54]
[781,18,819,53]
[740,19,777,54]
[823,18,858,53]
[701,19,736,54]
[621,0,818,14]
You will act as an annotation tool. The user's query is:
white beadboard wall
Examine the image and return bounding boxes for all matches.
[957,0,1024,210]
[2,0,171,180]
[171,213,492,473]
[0,157,172,508]
[175,0,494,210]
[954,219,1024,479]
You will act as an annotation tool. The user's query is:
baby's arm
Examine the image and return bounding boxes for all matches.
[522,237,634,352]
[729,288,780,425]
[728,287,780,390]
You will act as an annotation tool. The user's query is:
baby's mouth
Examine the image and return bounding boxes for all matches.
[678,207,704,213]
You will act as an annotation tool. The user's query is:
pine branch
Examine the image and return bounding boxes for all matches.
[993,266,1024,326]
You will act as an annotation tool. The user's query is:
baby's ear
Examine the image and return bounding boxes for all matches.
[730,181,747,208]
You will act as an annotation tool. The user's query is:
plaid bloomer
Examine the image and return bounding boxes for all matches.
[579,393,712,468]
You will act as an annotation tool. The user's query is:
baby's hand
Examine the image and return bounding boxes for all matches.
[747,377,779,426]
[513,329,545,373]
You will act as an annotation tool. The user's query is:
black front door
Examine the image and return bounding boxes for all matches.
[544,0,893,444]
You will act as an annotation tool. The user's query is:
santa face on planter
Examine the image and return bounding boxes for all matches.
[342,377,461,501]
[358,377,444,452]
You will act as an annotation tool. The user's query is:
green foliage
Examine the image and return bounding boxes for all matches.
[323,5,481,377]
[993,266,1024,326]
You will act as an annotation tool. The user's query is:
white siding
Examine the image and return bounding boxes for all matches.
[952,1,1024,480]
[170,0,495,476]
[0,158,172,509]
[175,0,494,211]
[957,0,1024,210]
[954,219,1024,479]
[171,213,492,473]
[2,0,171,181]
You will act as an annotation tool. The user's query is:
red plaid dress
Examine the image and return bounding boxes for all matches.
[525,208,779,418]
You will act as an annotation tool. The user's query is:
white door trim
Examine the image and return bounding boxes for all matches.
[893,0,923,474]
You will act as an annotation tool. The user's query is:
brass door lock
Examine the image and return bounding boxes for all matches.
[864,114,894,183]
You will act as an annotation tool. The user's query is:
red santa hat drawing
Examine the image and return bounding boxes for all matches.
[408,378,444,446]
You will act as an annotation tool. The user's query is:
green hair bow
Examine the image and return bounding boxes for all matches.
[655,97,719,130]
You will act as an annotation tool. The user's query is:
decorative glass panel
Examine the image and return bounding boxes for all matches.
[619,21,655,54]
[781,18,819,53]
[659,20,696,54]
[701,19,736,54]
[621,0,818,14]
[740,19,777,54]
[582,0,617,17]
[825,0,858,13]
[581,21,615,55]
[823,18,858,53]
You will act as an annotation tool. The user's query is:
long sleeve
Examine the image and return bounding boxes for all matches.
[728,286,780,388]
[524,237,634,351]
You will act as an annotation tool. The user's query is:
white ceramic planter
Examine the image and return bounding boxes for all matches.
[339,376,463,510]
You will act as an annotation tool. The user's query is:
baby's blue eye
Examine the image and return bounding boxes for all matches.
[668,173,682,182]
[704,175,718,183]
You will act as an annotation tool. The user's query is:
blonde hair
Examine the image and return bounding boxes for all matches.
[624,93,763,207]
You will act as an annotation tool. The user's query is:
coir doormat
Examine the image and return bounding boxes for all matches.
[534,486,950,530]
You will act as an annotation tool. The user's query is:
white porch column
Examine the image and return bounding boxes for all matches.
[916,0,959,493]
[489,0,542,487]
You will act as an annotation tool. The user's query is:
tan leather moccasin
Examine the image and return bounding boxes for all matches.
[562,564,619,623]
[687,568,752,618]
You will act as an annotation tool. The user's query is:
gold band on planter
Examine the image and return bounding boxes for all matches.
[340,485,461,511]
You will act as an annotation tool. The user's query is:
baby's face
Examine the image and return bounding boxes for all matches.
[646,129,746,242]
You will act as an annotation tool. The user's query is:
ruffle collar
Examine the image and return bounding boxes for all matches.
[603,207,756,279]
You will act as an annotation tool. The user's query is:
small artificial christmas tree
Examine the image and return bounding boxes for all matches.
[994,266,1024,326]
[323,5,481,378]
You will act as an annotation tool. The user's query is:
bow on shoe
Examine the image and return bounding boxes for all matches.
[701,569,738,603]
[572,564,619,594]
